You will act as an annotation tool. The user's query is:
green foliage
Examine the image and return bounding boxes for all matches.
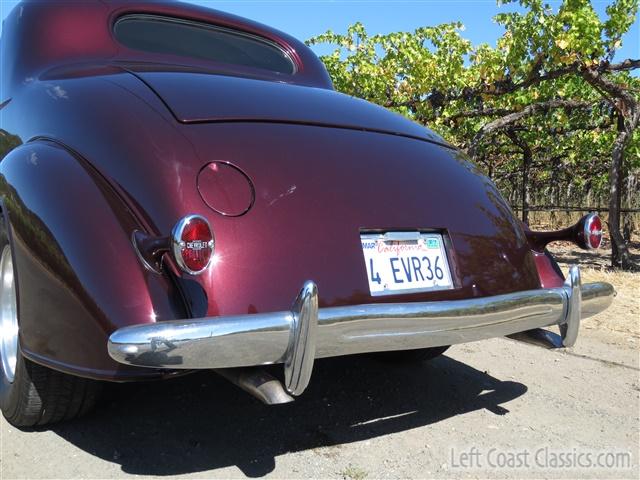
[605,0,639,53]
[307,0,640,209]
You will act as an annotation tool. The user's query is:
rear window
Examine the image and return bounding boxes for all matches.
[114,15,296,75]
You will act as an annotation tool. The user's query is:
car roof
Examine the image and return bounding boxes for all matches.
[1,0,332,91]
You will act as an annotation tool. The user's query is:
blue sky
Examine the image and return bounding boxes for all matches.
[1,0,638,61]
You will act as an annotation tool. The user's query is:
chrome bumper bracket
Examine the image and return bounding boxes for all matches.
[560,265,581,347]
[284,281,318,395]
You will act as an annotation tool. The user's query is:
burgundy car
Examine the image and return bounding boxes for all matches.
[0,0,613,427]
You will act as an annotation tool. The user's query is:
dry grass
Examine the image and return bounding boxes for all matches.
[573,266,639,337]
[547,241,640,338]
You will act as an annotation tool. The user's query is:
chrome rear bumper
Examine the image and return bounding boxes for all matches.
[108,266,614,395]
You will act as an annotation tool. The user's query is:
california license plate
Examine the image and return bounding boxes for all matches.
[360,232,454,296]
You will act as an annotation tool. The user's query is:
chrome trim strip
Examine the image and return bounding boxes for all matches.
[108,266,614,396]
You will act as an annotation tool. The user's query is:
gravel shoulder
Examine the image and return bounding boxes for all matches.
[1,246,638,480]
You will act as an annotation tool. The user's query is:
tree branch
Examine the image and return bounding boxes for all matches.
[447,107,515,120]
[468,100,591,159]
[606,59,640,71]
[581,67,640,115]
[385,59,637,115]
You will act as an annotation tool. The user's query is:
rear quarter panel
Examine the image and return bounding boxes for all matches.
[0,141,187,379]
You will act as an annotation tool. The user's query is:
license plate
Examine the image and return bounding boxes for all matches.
[360,232,454,296]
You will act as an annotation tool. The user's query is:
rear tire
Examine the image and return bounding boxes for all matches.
[0,214,101,427]
[376,345,450,363]
[0,346,102,427]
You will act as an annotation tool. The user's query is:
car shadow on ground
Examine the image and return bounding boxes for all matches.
[45,353,526,477]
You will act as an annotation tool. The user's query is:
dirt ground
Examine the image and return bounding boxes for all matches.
[1,244,638,480]
[547,240,640,337]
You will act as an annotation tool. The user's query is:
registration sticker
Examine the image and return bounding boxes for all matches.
[426,238,440,249]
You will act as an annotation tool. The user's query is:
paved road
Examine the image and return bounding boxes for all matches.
[1,327,638,479]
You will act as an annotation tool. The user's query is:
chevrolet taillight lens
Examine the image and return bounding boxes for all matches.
[583,214,603,250]
[171,215,214,274]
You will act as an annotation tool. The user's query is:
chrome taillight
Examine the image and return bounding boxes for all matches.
[171,215,215,275]
[582,213,603,250]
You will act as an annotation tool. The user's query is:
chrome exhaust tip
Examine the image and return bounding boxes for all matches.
[507,328,564,349]
[215,367,294,405]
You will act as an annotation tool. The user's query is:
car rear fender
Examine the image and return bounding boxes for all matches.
[0,140,188,380]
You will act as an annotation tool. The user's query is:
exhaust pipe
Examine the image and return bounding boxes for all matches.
[507,328,564,349]
[216,367,294,405]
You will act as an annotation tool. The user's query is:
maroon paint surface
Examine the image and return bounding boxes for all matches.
[197,162,255,217]
[531,252,565,288]
[0,0,549,380]
[134,70,446,144]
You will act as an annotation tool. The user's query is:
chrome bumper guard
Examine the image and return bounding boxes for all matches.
[108,266,614,396]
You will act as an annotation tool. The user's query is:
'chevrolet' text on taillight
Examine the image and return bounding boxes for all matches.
[171,215,215,274]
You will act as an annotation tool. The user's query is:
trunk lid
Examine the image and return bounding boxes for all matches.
[176,122,540,317]
[133,70,448,145]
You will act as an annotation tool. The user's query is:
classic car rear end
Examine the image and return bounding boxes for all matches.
[0,0,613,426]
